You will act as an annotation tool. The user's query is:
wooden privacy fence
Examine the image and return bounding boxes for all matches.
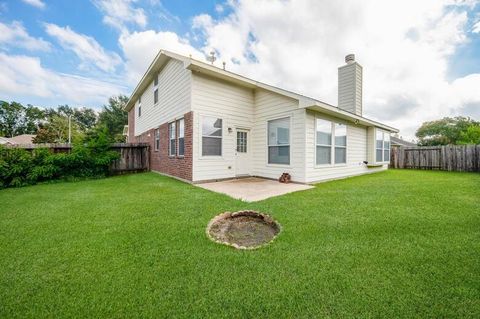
[5,143,150,174]
[110,143,150,173]
[390,145,480,172]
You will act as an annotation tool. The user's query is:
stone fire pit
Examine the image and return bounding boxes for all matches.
[206,211,281,249]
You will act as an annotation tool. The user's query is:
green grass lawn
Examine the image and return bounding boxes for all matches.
[0,170,479,318]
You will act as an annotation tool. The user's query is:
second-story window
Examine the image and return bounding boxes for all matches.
[138,96,142,117]
[153,75,159,105]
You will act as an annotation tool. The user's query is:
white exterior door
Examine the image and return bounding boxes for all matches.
[235,129,250,176]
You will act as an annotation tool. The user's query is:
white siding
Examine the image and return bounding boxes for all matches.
[191,73,254,182]
[338,62,362,116]
[305,110,386,183]
[134,59,191,135]
[367,126,375,164]
[251,89,305,183]
[355,65,363,116]
[191,75,306,183]
[130,55,386,184]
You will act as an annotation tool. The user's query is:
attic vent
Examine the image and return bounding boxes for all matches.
[345,54,355,64]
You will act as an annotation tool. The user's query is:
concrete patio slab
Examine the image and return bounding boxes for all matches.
[196,177,313,202]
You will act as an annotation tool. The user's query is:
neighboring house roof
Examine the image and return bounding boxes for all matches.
[0,137,13,145]
[9,134,36,145]
[126,49,398,133]
[391,136,417,147]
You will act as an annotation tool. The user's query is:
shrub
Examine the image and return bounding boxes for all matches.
[0,131,119,189]
[0,147,34,188]
[28,148,58,182]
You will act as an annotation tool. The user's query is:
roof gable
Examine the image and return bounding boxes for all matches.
[126,49,398,133]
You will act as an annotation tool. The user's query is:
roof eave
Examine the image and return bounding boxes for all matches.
[303,102,399,133]
[125,49,399,134]
[185,60,398,132]
[186,60,318,103]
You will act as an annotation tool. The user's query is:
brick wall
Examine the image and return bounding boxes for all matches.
[128,108,135,143]
[129,111,193,181]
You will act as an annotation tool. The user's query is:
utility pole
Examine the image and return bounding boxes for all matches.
[68,115,72,144]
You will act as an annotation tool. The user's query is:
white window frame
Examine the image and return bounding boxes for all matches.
[200,115,223,158]
[314,117,348,168]
[267,116,291,166]
[177,118,185,157]
[375,129,390,163]
[315,118,333,166]
[154,128,160,152]
[334,123,347,165]
[153,74,159,105]
[168,121,176,157]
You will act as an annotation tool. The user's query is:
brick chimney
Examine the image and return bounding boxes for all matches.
[338,54,362,116]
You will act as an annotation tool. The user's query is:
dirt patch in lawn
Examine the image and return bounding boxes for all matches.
[206,211,281,249]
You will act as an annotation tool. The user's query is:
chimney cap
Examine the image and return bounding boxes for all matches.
[345,54,355,64]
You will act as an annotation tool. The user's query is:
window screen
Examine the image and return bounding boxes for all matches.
[202,117,222,156]
[268,117,290,164]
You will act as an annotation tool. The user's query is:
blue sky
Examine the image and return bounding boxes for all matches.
[449,4,480,79]
[1,0,479,138]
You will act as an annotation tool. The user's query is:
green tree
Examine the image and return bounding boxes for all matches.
[1,96,126,143]
[458,125,480,145]
[56,105,74,117]
[74,108,97,131]
[416,116,479,146]
[34,105,96,143]
[33,115,82,143]
[0,101,26,137]
[96,95,128,142]
[24,105,46,134]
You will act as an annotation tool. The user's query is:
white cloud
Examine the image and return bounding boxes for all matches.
[21,0,45,9]
[119,30,203,84]
[153,1,180,24]
[45,23,122,72]
[5,0,479,138]
[215,4,224,13]
[92,0,147,32]
[473,20,480,33]
[188,0,480,139]
[0,21,51,51]
[0,52,125,106]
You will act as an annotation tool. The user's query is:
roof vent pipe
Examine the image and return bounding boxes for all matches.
[345,54,355,64]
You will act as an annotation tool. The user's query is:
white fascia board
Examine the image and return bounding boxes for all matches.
[185,60,315,103]
[126,49,398,133]
[303,102,399,133]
